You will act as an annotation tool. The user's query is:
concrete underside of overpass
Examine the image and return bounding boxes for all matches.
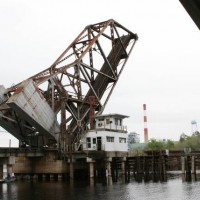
[180,0,200,30]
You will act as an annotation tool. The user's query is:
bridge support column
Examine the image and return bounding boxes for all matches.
[69,162,74,179]
[121,157,127,183]
[3,164,7,179]
[58,174,62,180]
[89,162,94,178]
[162,156,166,175]
[68,158,75,179]
[105,158,113,185]
[42,174,46,181]
[121,157,126,175]
[112,158,118,182]
[106,157,112,177]
[191,156,196,174]
[7,164,13,177]
[7,156,15,177]
[87,157,95,178]
[0,165,3,179]
[181,156,185,174]
[49,174,54,180]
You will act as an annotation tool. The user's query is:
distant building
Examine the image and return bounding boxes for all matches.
[128,132,140,144]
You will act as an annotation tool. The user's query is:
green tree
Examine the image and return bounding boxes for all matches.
[147,139,164,150]
[174,133,200,151]
[165,139,175,150]
[179,133,189,142]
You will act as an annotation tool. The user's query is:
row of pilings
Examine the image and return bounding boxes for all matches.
[2,149,200,183]
[111,155,169,182]
[109,153,200,183]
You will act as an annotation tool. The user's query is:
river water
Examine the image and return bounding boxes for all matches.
[1,173,200,200]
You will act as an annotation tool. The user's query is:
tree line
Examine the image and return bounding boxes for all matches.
[147,131,200,151]
[129,131,200,155]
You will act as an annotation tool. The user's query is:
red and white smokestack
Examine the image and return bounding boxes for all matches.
[143,104,148,143]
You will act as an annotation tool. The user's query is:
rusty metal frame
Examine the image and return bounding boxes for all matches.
[1,19,138,152]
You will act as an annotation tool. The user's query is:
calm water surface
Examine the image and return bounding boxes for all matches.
[1,174,200,200]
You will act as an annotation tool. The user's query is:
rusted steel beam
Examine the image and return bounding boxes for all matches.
[0,19,138,152]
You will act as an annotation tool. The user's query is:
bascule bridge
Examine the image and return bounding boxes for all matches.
[0,19,138,179]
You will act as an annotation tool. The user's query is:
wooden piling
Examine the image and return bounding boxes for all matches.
[181,156,185,174]
[191,156,196,174]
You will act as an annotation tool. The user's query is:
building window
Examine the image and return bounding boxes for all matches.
[119,137,126,143]
[97,119,104,127]
[98,123,103,127]
[106,136,114,142]
[93,138,96,144]
[106,119,110,124]
[87,137,91,148]
[115,118,122,126]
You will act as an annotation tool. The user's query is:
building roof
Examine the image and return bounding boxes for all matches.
[179,0,200,30]
[95,113,129,119]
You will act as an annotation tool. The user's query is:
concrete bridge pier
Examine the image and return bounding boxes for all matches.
[89,162,94,178]
[7,164,13,177]
[42,174,47,181]
[87,157,95,179]
[8,156,15,177]
[49,174,54,181]
[58,174,63,180]
[121,157,126,175]
[3,164,7,179]
[106,157,112,177]
[0,162,13,179]
[69,162,74,179]
[105,157,113,185]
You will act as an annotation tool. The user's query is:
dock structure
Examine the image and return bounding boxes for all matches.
[1,148,200,182]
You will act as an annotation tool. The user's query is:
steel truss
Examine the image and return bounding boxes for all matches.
[0,19,138,153]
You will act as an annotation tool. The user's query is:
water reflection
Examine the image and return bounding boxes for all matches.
[111,172,169,184]
[100,171,200,185]
[134,173,167,183]
[182,173,198,182]
[1,174,200,200]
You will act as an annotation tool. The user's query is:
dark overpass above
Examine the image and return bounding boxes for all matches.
[180,0,200,30]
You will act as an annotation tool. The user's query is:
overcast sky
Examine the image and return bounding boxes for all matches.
[0,0,200,144]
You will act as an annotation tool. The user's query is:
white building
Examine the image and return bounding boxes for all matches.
[81,114,129,152]
[128,132,140,144]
